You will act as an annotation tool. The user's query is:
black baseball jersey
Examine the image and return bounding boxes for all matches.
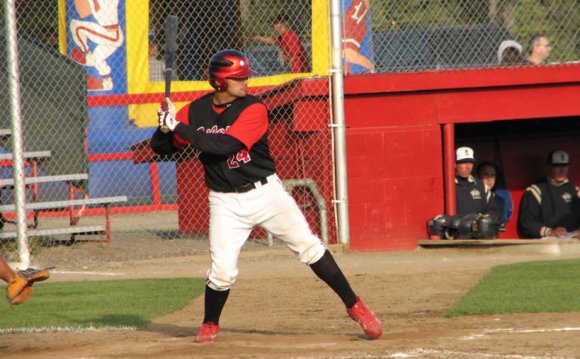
[518,178,580,238]
[150,94,276,192]
[455,175,487,216]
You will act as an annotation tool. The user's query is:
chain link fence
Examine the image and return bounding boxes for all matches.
[369,0,578,71]
[1,0,578,264]
[0,0,332,265]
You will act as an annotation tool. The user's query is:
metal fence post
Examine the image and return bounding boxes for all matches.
[4,0,30,267]
[330,0,350,245]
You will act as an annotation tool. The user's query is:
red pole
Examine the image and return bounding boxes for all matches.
[150,162,162,207]
[443,123,456,215]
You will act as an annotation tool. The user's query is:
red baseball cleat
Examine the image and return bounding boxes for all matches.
[347,297,382,339]
[195,322,219,343]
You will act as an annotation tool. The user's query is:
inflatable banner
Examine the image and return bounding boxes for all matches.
[342,0,375,74]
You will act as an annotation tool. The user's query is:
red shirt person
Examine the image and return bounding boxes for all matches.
[251,14,309,73]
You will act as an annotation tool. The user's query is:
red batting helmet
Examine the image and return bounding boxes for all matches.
[208,50,255,91]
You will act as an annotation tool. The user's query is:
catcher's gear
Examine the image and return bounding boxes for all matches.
[429,213,499,240]
[208,50,255,91]
[457,213,480,239]
[473,214,500,239]
[6,267,50,305]
[427,214,448,239]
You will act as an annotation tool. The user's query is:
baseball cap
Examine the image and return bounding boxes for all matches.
[497,40,523,64]
[547,150,570,166]
[456,146,475,164]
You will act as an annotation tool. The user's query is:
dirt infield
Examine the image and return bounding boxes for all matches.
[2,241,580,359]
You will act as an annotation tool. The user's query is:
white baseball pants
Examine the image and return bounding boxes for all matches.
[206,174,326,291]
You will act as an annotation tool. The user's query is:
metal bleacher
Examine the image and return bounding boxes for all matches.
[0,130,127,242]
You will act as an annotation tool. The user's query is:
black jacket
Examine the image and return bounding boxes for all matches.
[456,175,487,216]
[518,178,580,238]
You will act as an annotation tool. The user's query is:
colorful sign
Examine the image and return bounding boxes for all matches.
[64,0,127,94]
[342,0,375,74]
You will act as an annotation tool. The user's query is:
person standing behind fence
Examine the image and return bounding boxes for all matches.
[150,49,381,343]
[497,40,523,65]
[525,33,552,65]
[250,14,309,73]
[518,150,580,239]
[148,41,165,82]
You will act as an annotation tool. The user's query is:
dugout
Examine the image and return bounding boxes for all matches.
[343,64,580,251]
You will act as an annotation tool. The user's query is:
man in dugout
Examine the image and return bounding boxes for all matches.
[455,146,487,216]
[518,150,580,239]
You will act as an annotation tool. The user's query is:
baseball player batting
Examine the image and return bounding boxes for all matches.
[150,49,382,343]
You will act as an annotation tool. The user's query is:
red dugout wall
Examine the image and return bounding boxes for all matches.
[344,64,580,251]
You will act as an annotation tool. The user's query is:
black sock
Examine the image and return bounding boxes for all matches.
[309,250,357,308]
[203,284,230,325]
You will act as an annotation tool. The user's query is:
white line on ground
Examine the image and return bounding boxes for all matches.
[281,349,564,359]
[487,327,580,334]
[51,271,125,276]
[460,326,580,340]
[0,325,136,334]
[386,348,564,359]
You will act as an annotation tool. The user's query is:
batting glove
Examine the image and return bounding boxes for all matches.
[158,111,180,131]
[157,98,179,132]
[164,97,176,117]
[157,98,176,118]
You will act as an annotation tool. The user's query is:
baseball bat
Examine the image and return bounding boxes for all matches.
[160,15,179,134]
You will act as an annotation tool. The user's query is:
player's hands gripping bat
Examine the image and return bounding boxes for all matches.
[160,15,179,134]
[157,98,179,131]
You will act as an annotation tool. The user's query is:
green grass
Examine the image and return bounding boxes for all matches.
[0,278,205,331]
[446,259,580,317]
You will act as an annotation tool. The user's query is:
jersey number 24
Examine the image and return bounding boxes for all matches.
[227,149,251,169]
